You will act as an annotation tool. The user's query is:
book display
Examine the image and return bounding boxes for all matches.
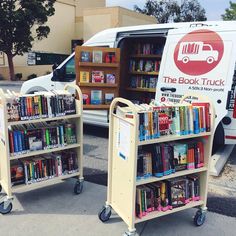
[0,84,84,214]
[119,38,166,105]
[98,96,214,235]
[75,46,120,109]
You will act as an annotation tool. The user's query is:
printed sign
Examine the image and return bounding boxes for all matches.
[174,29,224,76]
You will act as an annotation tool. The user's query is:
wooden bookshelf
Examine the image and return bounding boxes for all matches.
[75,46,120,109]
[130,54,162,59]
[129,71,159,76]
[126,87,156,93]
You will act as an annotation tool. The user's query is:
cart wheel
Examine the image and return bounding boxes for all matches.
[98,205,111,222]
[194,210,206,226]
[74,181,83,195]
[0,184,2,192]
[0,202,13,214]
[123,231,136,236]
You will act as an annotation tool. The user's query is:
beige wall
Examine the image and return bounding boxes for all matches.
[75,0,105,17]
[82,7,156,41]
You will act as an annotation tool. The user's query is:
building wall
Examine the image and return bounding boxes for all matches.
[82,7,156,42]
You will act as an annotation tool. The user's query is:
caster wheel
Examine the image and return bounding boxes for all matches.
[74,181,83,195]
[0,202,13,214]
[98,206,111,222]
[123,231,136,236]
[194,210,206,226]
[0,184,2,193]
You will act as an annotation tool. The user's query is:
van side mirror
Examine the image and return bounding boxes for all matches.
[52,68,64,81]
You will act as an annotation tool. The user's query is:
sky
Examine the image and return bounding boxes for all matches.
[106,0,231,21]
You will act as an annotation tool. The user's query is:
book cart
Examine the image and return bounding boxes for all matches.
[0,84,84,214]
[98,96,215,236]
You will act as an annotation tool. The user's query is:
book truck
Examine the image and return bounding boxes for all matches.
[1,20,236,236]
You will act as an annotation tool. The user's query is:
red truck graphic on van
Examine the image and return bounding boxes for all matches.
[177,41,219,64]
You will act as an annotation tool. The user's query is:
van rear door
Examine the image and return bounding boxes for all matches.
[155,25,236,130]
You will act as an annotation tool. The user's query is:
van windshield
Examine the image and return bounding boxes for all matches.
[65,56,75,79]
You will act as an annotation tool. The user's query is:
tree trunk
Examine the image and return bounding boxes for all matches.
[6,52,15,81]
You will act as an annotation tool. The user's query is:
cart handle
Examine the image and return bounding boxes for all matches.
[64,83,83,103]
[110,97,138,116]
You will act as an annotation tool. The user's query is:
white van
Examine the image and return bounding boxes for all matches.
[21,21,236,154]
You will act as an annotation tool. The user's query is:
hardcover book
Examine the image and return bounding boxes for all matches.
[92,50,103,63]
[82,93,90,105]
[80,51,91,62]
[104,93,114,105]
[106,74,116,84]
[91,90,102,105]
[92,71,104,83]
[79,71,90,83]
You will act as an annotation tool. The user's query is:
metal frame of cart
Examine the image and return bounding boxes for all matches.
[99,96,215,236]
[0,84,84,214]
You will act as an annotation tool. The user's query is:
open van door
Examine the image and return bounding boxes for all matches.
[155,25,236,175]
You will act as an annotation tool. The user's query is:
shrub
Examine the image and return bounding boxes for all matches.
[27,73,37,80]
[15,73,23,80]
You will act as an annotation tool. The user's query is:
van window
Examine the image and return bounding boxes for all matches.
[65,57,75,79]
[52,56,76,82]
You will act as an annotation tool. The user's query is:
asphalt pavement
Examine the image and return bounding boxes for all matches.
[0,80,236,235]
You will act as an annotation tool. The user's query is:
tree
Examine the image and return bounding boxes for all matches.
[222,1,236,20]
[134,0,179,23]
[134,0,207,23]
[174,0,207,22]
[0,0,56,80]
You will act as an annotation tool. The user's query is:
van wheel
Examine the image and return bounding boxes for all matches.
[207,57,214,64]
[212,122,224,155]
[182,57,189,64]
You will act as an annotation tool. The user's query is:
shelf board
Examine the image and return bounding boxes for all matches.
[129,71,159,76]
[78,83,118,88]
[138,132,212,146]
[83,104,110,110]
[12,172,80,192]
[136,167,207,186]
[130,54,162,59]
[78,62,119,67]
[126,87,156,93]
[10,143,81,160]
[8,114,81,126]
[135,200,204,224]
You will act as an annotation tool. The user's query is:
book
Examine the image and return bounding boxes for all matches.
[82,93,90,105]
[173,143,188,171]
[104,93,114,105]
[11,160,25,185]
[91,90,102,105]
[104,52,116,63]
[79,71,90,83]
[106,73,116,84]
[80,51,91,62]
[92,50,103,63]
[92,71,104,83]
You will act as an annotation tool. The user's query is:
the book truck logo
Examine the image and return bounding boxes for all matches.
[174,29,224,76]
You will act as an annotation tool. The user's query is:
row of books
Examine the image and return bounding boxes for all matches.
[129,60,160,73]
[137,141,204,179]
[82,91,114,105]
[79,71,116,84]
[136,175,200,218]
[130,76,157,89]
[133,43,164,55]
[117,102,211,141]
[11,151,79,185]
[5,90,76,122]
[80,50,116,63]
[9,122,77,156]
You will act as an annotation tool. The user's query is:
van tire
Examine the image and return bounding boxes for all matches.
[182,57,189,64]
[207,57,214,64]
[212,122,224,155]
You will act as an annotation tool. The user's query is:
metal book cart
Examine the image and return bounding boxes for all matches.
[0,84,84,214]
[98,96,215,236]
